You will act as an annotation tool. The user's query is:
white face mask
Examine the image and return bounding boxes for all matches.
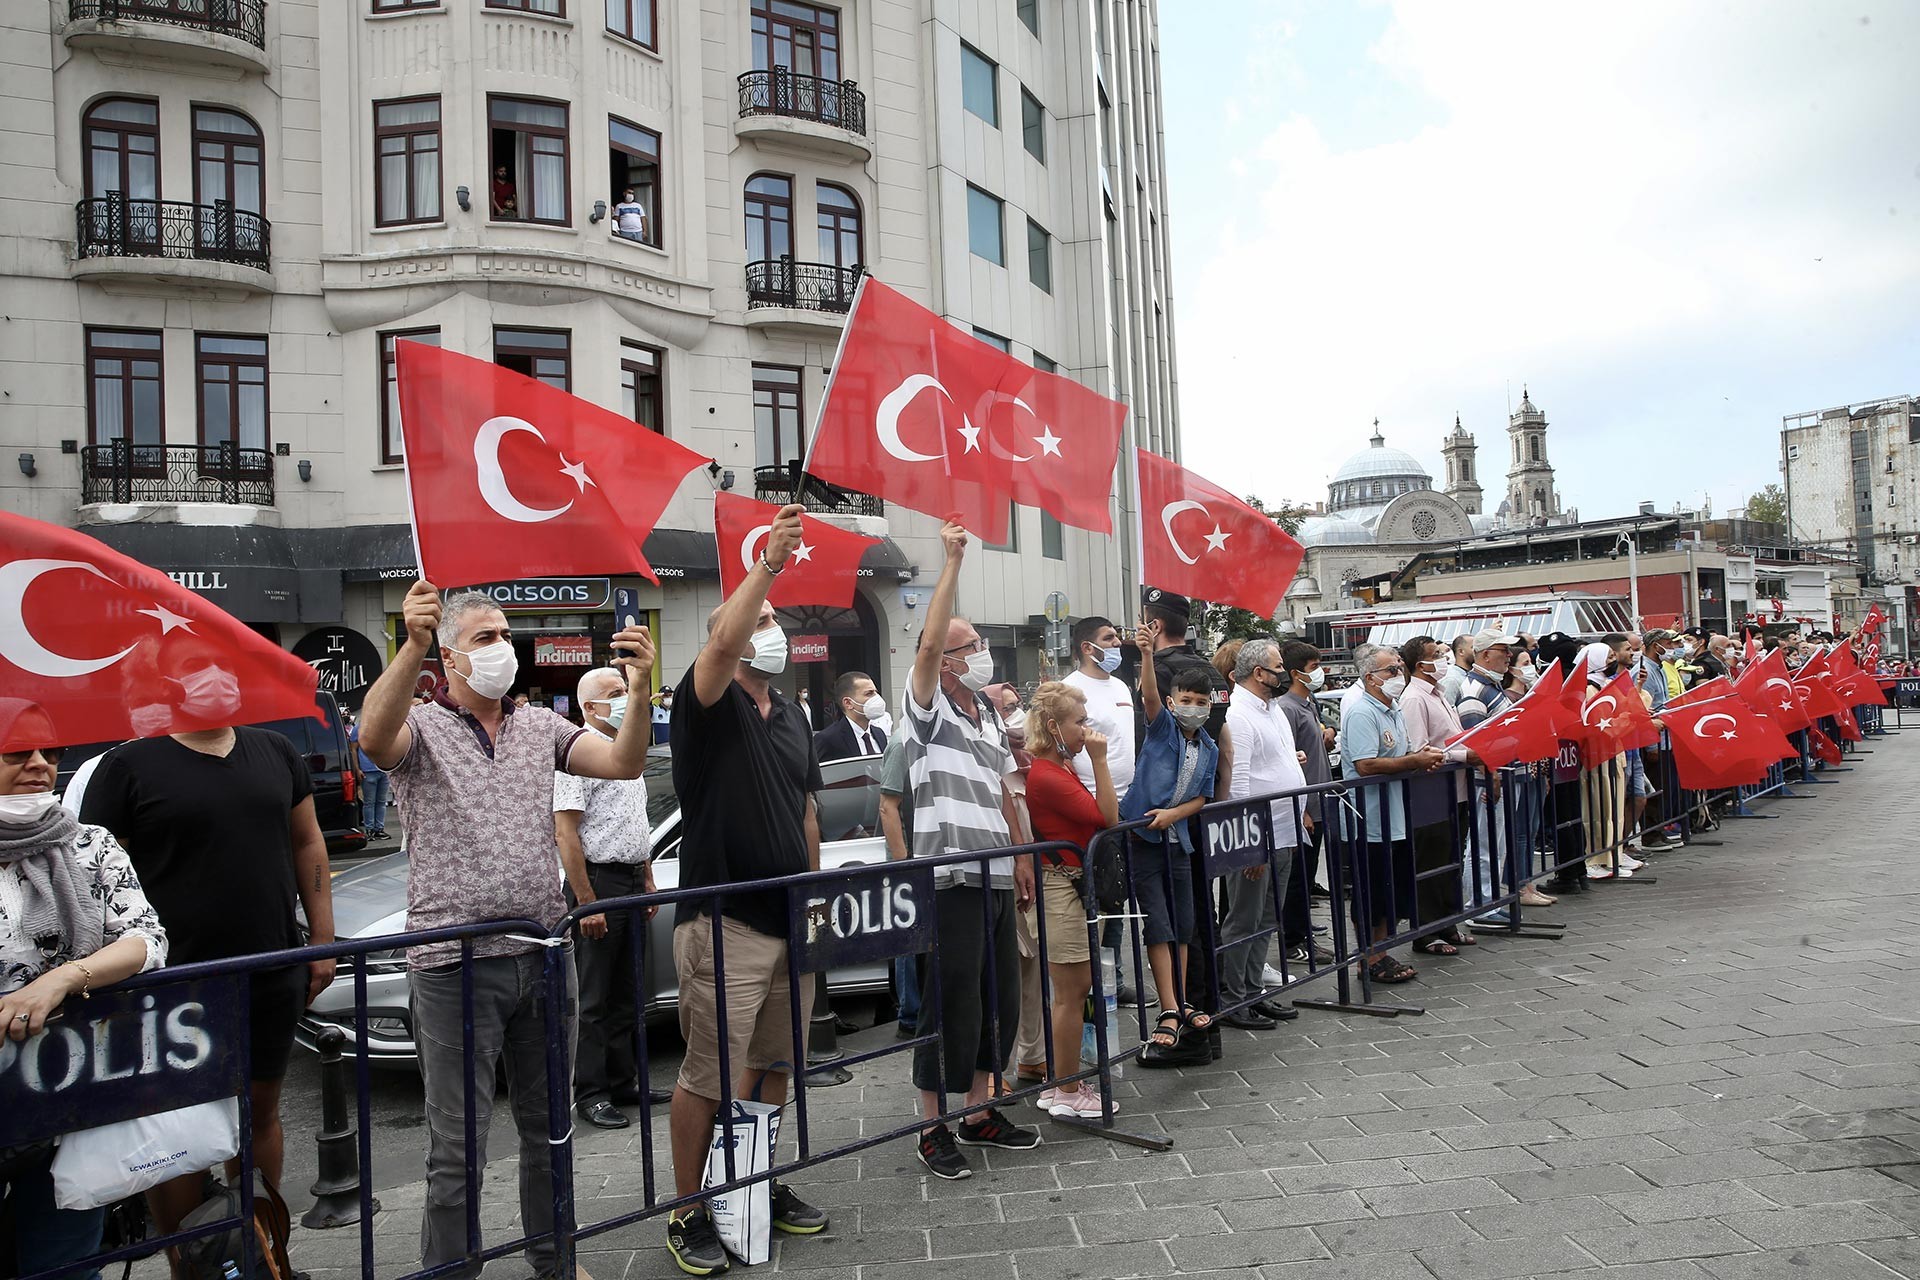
[0,792,59,825]
[1170,703,1211,733]
[1381,675,1407,700]
[1432,653,1455,678]
[957,649,994,692]
[1088,644,1123,675]
[745,625,788,674]
[860,694,887,722]
[1003,708,1028,733]
[601,696,628,731]
[181,666,243,720]
[1303,666,1326,690]
[449,640,518,700]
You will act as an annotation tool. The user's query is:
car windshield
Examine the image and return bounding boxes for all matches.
[642,756,678,829]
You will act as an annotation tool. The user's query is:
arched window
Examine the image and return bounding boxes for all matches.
[1513,438,1521,462]
[1533,487,1545,511]
[193,106,264,254]
[1529,435,1541,462]
[816,183,862,270]
[83,98,160,250]
[744,172,793,262]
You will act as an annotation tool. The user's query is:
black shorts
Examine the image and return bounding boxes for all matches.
[248,964,307,1082]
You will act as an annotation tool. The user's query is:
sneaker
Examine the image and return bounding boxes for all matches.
[1285,943,1310,964]
[1640,833,1674,850]
[1046,1086,1117,1119]
[1585,865,1615,880]
[1618,854,1646,871]
[957,1106,1042,1149]
[1035,1087,1057,1112]
[666,1205,731,1276]
[769,1182,828,1234]
[917,1124,972,1180]
[1261,963,1288,987]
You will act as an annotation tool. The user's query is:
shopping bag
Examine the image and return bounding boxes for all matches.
[51,1097,240,1210]
[701,1098,783,1265]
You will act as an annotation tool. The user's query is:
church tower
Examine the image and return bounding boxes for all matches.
[1506,386,1559,520]
[1441,413,1483,515]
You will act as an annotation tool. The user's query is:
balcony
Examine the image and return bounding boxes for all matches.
[734,70,872,163]
[744,258,860,336]
[755,466,884,518]
[81,441,275,508]
[63,0,270,73]
[74,197,274,293]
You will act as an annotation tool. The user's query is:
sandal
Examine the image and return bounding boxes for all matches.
[1148,1011,1181,1050]
[1443,927,1477,948]
[1368,957,1418,984]
[1415,938,1459,956]
[1178,1005,1215,1032]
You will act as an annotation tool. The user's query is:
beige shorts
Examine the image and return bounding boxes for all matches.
[1040,867,1092,966]
[673,914,816,1101]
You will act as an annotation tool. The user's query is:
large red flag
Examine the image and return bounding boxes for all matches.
[1792,669,1844,722]
[1835,669,1889,708]
[712,493,881,609]
[397,342,708,587]
[1135,449,1305,619]
[1735,649,1807,731]
[0,512,320,749]
[1451,691,1561,770]
[1660,695,1795,789]
[1556,655,1593,736]
[1807,722,1843,765]
[806,278,1125,540]
[1667,676,1734,711]
[1576,671,1660,765]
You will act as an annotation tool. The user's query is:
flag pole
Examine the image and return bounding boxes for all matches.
[393,344,426,583]
[1126,442,1144,618]
[796,267,871,506]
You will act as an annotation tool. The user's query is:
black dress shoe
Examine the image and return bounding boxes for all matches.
[1137,1038,1211,1069]
[1219,1009,1277,1031]
[580,1100,630,1130]
[612,1088,675,1108]
[1252,999,1300,1022]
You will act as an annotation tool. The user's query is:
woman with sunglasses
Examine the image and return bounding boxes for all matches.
[0,698,167,1280]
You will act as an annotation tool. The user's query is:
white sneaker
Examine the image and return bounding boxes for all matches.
[1586,865,1615,880]
[1618,854,1646,871]
[1261,963,1287,987]
[1046,1087,1117,1119]
[1035,1088,1057,1112]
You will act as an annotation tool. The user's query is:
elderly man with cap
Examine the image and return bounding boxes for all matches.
[1455,630,1556,913]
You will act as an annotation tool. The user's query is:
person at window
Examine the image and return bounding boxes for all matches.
[0,700,167,1280]
[613,187,649,242]
[555,667,668,1134]
[491,164,516,218]
[903,522,1040,1181]
[663,504,829,1275]
[353,584,656,1280]
[815,671,887,763]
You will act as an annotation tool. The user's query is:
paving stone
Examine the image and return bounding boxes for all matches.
[1623,1149,1797,1186]
[1851,1235,1920,1278]
[1308,1131,1452,1162]
[1602,1179,1778,1223]
[1414,1235,1600,1279]
[768,1228,932,1270]
[1457,1194,1635,1240]
[1256,1254,1438,1280]
[1218,1190,1369,1231]
[1358,1175,1514,1217]
[1741,1167,1918,1206]
[1697,1242,1915,1280]
[1755,1137,1917,1172]
[1005,1241,1171,1280]
[1269,1158,1421,1194]
[1400,1144,1551,1180]
[1163,1226,1327,1270]
[1349,1104,1488,1135]
[1714,1203,1913,1248]
[1070,1206,1228,1245]
[1526,1135,1681,1169]
[1437,1118,1574,1150]
[1311,1209,1481,1256]
[1490,1163,1653,1201]
[1567,1219,1758,1265]
[859,1258,1017,1280]
[1000,1181,1138,1220]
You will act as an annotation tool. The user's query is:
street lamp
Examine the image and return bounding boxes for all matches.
[1612,530,1640,629]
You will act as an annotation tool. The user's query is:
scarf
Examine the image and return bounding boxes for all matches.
[0,804,102,961]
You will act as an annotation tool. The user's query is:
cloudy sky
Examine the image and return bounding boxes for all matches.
[1160,1,1919,522]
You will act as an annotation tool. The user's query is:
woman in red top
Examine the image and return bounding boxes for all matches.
[1022,681,1118,1119]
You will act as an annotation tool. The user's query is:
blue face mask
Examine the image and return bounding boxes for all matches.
[1090,644,1123,674]
[602,696,628,731]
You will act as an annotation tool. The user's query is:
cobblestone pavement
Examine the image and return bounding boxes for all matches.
[290,728,1920,1280]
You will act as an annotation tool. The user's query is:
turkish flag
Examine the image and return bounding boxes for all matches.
[1864,603,1886,633]
[1792,669,1845,722]
[397,342,709,587]
[1741,631,1759,670]
[1666,676,1735,711]
[1835,669,1889,709]
[1451,691,1561,770]
[1807,722,1843,765]
[1136,449,1304,618]
[0,512,320,750]
[806,278,1125,541]
[1735,649,1807,732]
[1575,671,1660,766]
[1660,695,1795,789]
[712,493,881,609]
[1555,654,1593,736]
[1834,701,1863,742]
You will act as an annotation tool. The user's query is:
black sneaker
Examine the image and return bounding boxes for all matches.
[666,1204,730,1276]
[770,1182,828,1234]
[956,1107,1042,1149]
[917,1124,972,1179]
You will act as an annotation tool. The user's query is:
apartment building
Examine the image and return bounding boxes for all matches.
[0,0,1181,707]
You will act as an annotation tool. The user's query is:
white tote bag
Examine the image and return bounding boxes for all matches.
[51,1097,241,1211]
[700,1099,783,1265]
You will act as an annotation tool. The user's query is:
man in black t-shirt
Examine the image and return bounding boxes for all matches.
[663,502,828,1276]
[82,720,336,1238]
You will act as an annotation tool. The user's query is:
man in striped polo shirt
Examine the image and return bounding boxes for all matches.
[905,521,1042,1179]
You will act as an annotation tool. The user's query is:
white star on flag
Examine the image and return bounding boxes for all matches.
[135,603,196,635]
[957,422,982,453]
[1203,526,1230,553]
[1721,730,1738,739]
[790,541,814,564]
[1596,717,1613,730]
[1034,426,1063,457]
[559,455,595,491]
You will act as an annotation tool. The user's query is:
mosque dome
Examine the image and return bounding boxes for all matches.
[1328,424,1435,517]
[1297,514,1373,547]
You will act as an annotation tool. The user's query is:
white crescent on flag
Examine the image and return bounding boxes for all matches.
[1583,693,1620,725]
[1160,500,1212,566]
[1693,712,1739,739]
[739,523,775,572]
[875,375,955,463]
[474,416,573,523]
[0,559,140,677]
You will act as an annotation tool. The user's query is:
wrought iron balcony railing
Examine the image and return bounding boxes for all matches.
[75,196,271,271]
[68,0,268,49]
[82,441,276,506]
[745,258,861,314]
[736,70,868,137]
[754,465,884,517]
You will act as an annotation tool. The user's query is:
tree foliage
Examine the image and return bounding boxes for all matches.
[1743,483,1787,526]
[1194,495,1310,644]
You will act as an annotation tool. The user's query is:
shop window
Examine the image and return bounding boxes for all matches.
[494,326,571,390]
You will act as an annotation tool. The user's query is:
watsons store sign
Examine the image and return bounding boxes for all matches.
[468,578,612,611]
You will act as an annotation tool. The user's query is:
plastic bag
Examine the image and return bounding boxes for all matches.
[701,1099,783,1265]
[51,1098,240,1211]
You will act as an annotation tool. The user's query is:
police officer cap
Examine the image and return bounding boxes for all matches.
[1141,586,1191,622]
[1681,626,1708,641]
[1536,630,1582,668]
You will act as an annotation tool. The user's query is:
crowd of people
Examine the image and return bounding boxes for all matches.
[0,494,1899,1280]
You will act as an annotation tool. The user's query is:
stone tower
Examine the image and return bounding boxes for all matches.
[1506,386,1559,520]
[1441,413,1483,515]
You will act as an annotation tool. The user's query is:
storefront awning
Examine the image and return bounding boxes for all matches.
[642,528,917,584]
[79,521,304,623]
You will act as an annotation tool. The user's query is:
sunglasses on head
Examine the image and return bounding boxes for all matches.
[1,746,64,766]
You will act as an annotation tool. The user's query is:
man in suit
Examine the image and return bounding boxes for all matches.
[815,670,888,762]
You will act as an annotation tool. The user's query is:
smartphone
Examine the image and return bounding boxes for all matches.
[613,588,642,656]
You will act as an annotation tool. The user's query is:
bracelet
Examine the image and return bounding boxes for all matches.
[72,961,94,999]
[759,553,787,576]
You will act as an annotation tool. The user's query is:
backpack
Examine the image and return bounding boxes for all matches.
[177,1173,292,1280]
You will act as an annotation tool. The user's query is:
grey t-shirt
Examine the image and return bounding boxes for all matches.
[1279,690,1332,787]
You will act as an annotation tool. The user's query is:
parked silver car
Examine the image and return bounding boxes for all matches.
[298,752,897,1066]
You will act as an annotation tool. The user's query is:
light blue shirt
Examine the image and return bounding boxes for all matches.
[1339,692,1410,843]
[1634,655,1668,713]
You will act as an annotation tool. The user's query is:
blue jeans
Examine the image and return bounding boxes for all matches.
[894,955,921,1031]
[8,1150,105,1280]
[361,769,390,831]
